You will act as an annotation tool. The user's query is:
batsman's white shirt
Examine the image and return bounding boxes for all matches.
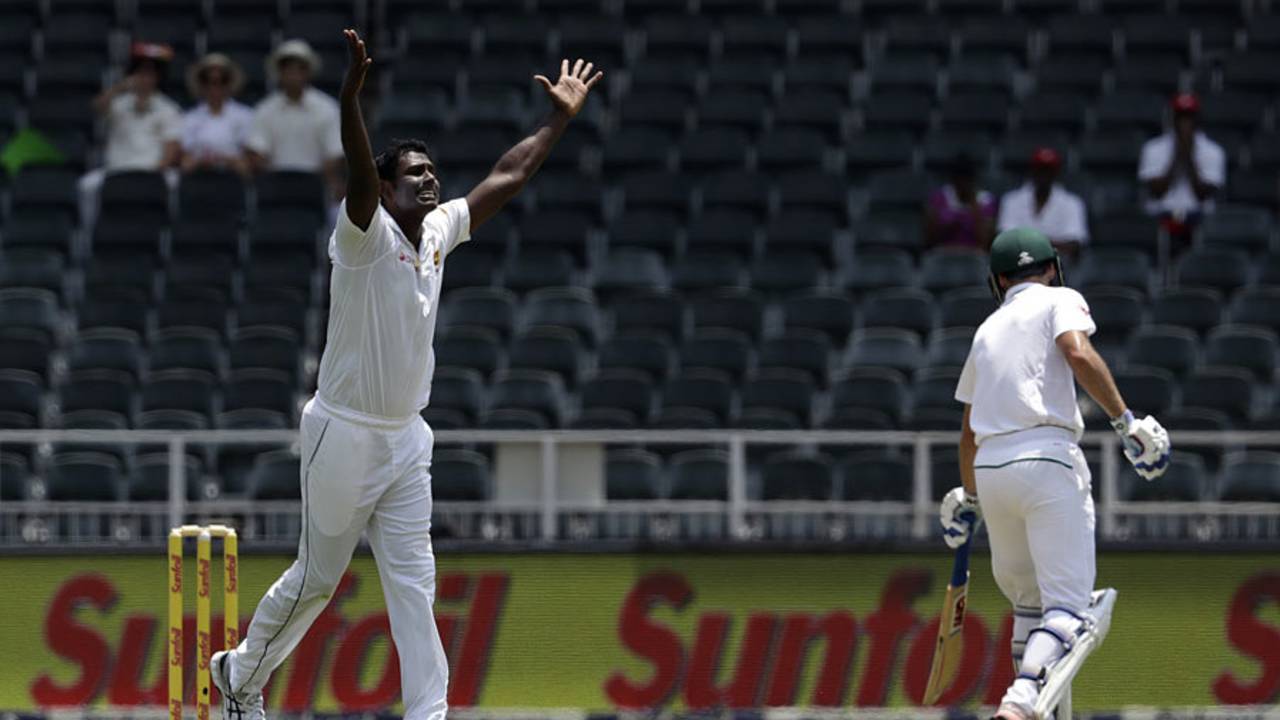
[318,197,471,420]
[956,282,1096,446]
[955,281,1099,615]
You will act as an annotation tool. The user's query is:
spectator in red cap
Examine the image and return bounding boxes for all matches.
[997,147,1089,261]
[1138,92,1225,240]
[80,41,183,228]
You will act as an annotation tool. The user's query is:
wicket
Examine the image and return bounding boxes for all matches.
[169,524,239,720]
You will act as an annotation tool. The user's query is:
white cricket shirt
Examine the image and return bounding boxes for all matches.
[103,92,182,170]
[955,282,1096,445]
[996,183,1090,245]
[1137,131,1226,217]
[316,198,471,420]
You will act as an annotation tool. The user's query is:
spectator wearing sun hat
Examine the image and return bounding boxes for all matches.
[181,53,254,177]
[997,147,1089,261]
[247,39,343,199]
[1138,92,1225,239]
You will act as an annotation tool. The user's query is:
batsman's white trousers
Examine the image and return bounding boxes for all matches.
[227,395,448,720]
[974,426,1096,614]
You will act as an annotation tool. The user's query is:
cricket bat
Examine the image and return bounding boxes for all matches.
[922,514,976,705]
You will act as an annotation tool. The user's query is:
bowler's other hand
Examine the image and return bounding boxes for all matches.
[340,28,372,101]
[535,58,603,118]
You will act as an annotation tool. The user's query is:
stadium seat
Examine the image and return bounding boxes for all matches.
[488,369,565,427]
[605,449,663,500]
[508,326,583,388]
[525,287,599,346]
[47,452,123,502]
[172,221,242,260]
[601,126,674,172]
[579,369,655,427]
[940,92,1010,133]
[0,453,29,501]
[100,171,170,220]
[177,170,247,225]
[1113,365,1177,416]
[59,369,134,418]
[926,327,976,370]
[444,287,517,340]
[1181,367,1256,422]
[1150,287,1223,336]
[66,329,143,380]
[594,249,668,299]
[0,368,43,424]
[150,327,223,375]
[435,326,503,379]
[1075,249,1152,293]
[1200,205,1273,255]
[428,367,485,427]
[672,251,747,292]
[837,450,912,501]
[1175,249,1251,293]
[156,288,231,337]
[669,449,729,501]
[758,329,831,385]
[741,369,816,427]
[913,367,963,414]
[223,369,295,418]
[757,127,828,170]
[1121,454,1206,502]
[686,208,759,259]
[1217,452,1280,502]
[139,409,210,431]
[844,248,914,294]
[1204,326,1277,381]
[690,289,763,341]
[846,131,916,175]
[11,167,78,225]
[0,289,60,344]
[3,215,75,259]
[1229,287,1280,335]
[505,250,576,294]
[662,369,735,426]
[701,171,771,217]
[128,453,207,502]
[1083,286,1145,346]
[860,288,935,336]
[140,369,216,422]
[773,90,846,141]
[682,328,752,381]
[679,126,750,170]
[432,449,490,501]
[938,287,994,329]
[246,450,301,500]
[762,451,834,500]
[766,209,840,266]
[750,251,823,293]
[228,327,301,383]
[734,408,801,430]
[920,249,988,293]
[597,332,673,384]
[849,328,923,375]
[0,328,53,381]
[611,289,686,342]
[781,291,855,347]
[1126,326,1199,377]
[609,210,682,259]
[830,368,908,426]
[85,256,158,301]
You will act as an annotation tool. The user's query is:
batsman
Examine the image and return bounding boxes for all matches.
[939,228,1172,720]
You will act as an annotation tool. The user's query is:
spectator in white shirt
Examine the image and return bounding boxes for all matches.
[1138,93,1225,242]
[81,42,182,228]
[997,147,1089,261]
[181,53,253,177]
[248,39,343,199]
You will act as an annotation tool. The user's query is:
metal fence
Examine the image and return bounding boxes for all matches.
[1,429,1278,549]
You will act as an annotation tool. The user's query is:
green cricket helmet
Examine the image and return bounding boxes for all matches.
[987,227,1065,301]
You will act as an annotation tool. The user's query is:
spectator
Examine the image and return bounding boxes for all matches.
[1138,92,1225,243]
[997,147,1089,262]
[248,39,343,200]
[180,53,253,177]
[80,41,182,226]
[925,153,997,251]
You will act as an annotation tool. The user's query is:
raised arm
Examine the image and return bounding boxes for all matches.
[339,28,378,231]
[466,58,603,232]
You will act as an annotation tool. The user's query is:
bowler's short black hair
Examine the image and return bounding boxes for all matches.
[375,139,431,182]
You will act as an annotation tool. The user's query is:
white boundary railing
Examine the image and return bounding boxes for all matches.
[1,429,1278,547]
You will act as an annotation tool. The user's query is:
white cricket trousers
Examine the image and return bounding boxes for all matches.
[227,395,449,720]
[974,426,1096,615]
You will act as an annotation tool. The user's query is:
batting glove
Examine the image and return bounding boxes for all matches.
[1110,410,1172,481]
[939,487,981,549]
